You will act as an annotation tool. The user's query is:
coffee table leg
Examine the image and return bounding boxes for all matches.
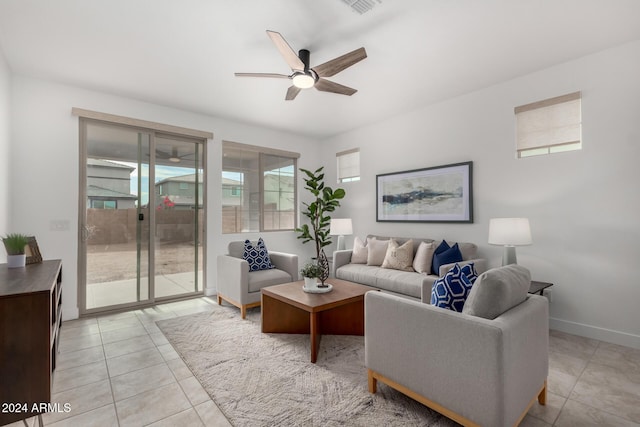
[310,312,320,363]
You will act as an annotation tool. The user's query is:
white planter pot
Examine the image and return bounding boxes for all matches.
[304,277,318,288]
[7,254,26,268]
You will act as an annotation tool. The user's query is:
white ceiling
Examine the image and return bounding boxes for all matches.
[1,0,639,139]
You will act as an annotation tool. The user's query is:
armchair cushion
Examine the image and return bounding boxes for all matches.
[242,238,275,271]
[247,268,294,293]
[463,264,531,319]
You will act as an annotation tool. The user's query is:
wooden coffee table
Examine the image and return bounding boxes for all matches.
[261,279,378,363]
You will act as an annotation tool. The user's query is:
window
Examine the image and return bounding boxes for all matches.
[91,200,116,209]
[337,148,360,182]
[222,141,299,233]
[515,91,582,158]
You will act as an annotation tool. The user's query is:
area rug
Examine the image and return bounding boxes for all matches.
[157,305,456,426]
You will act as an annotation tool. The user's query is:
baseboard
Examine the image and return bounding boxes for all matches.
[62,306,80,321]
[204,287,217,297]
[550,317,640,350]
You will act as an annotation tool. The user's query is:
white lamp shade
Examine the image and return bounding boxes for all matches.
[329,218,353,236]
[488,218,532,246]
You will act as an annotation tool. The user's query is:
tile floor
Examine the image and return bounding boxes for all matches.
[10,297,640,426]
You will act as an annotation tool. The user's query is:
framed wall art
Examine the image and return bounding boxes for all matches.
[376,161,473,223]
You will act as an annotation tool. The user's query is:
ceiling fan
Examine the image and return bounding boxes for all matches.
[153,147,190,163]
[235,30,367,100]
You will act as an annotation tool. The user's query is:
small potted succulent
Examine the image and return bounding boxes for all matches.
[300,262,322,288]
[2,233,30,268]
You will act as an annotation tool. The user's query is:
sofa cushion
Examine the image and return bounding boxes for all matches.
[351,236,368,264]
[413,241,435,274]
[462,264,531,319]
[381,239,414,271]
[335,264,424,299]
[432,242,463,275]
[242,238,275,272]
[430,264,473,312]
[247,268,292,293]
[367,238,389,266]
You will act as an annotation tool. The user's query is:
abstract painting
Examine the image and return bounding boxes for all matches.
[376,161,473,223]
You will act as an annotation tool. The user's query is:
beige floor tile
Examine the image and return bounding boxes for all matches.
[46,404,119,427]
[570,361,640,423]
[555,399,640,427]
[56,345,105,371]
[194,400,233,427]
[167,357,194,380]
[150,331,170,346]
[179,376,210,406]
[106,346,165,377]
[591,341,640,374]
[102,333,155,359]
[147,408,205,426]
[97,311,138,323]
[100,324,148,344]
[547,366,580,398]
[549,330,600,360]
[157,343,180,361]
[115,382,192,427]
[97,316,144,332]
[519,415,552,427]
[61,317,98,330]
[110,363,176,401]
[58,333,103,354]
[43,379,113,424]
[59,323,100,339]
[53,360,109,393]
[527,391,565,425]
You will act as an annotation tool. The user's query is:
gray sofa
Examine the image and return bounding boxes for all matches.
[365,265,549,427]
[333,235,487,302]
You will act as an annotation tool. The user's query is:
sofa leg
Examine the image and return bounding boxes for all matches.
[241,305,247,319]
[368,369,377,393]
[217,295,222,305]
[538,380,547,405]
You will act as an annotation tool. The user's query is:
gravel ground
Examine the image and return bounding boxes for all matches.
[87,242,203,283]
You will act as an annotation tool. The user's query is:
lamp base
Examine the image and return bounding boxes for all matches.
[337,235,346,251]
[502,246,517,266]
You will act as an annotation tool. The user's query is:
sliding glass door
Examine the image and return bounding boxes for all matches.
[79,119,205,315]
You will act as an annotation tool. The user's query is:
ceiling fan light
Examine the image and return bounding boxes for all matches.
[292,73,315,89]
[169,157,181,163]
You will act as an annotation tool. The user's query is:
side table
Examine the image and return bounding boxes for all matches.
[529,280,553,295]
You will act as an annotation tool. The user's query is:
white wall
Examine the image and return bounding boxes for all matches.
[321,40,640,349]
[0,47,10,254]
[10,75,320,320]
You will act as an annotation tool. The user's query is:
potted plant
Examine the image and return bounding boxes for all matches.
[2,233,30,268]
[295,166,346,263]
[300,262,322,288]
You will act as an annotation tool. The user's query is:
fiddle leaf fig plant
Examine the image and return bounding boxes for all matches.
[295,166,346,260]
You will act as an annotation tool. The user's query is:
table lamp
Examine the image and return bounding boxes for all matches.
[329,218,353,251]
[488,218,532,266]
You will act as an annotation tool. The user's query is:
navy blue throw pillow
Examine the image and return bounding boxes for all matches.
[430,263,474,312]
[431,240,451,274]
[432,242,463,276]
[243,238,275,272]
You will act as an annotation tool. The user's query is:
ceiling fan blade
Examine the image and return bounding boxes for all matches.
[312,47,367,78]
[266,30,305,72]
[285,86,301,101]
[314,78,357,96]
[234,72,290,79]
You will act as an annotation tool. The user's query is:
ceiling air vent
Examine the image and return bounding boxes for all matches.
[340,0,382,14]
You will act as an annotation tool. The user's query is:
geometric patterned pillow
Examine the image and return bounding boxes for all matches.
[430,263,473,312]
[460,262,479,284]
[242,238,275,272]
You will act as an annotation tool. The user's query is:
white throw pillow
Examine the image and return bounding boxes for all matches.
[381,238,415,271]
[413,241,435,274]
[350,236,368,264]
[367,238,389,266]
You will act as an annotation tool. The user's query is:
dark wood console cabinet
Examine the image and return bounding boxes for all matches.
[0,259,62,426]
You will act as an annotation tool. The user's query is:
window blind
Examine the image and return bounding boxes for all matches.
[336,148,360,182]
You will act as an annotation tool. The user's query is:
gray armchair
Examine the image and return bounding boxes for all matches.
[216,241,298,319]
[365,265,549,427]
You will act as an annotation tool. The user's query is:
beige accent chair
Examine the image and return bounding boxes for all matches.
[216,241,298,319]
[365,265,548,427]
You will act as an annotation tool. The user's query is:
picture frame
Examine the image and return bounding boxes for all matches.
[376,161,473,223]
[25,236,43,264]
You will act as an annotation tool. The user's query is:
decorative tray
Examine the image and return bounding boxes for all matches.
[302,283,333,294]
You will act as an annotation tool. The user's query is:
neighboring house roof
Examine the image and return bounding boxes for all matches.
[87,158,135,171]
[87,185,137,199]
[222,177,241,186]
[156,173,203,185]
